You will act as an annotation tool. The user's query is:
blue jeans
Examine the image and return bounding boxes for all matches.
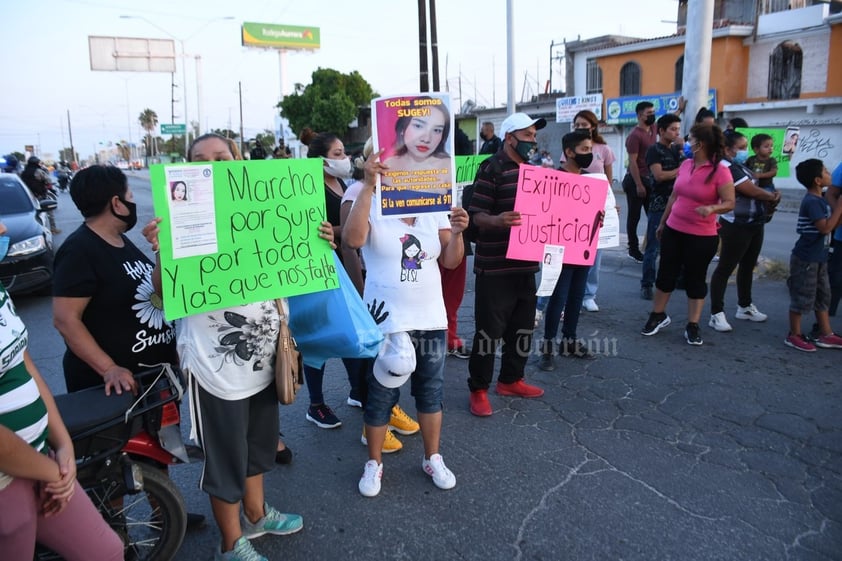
[641,210,663,288]
[543,264,589,342]
[364,330,445,427]
[584,250,602,301]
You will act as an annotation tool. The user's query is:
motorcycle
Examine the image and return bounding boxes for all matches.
[56,169,72,192]
[35,363,191,561]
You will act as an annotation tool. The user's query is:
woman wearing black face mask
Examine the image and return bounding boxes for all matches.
[538,131,606,370]
[53,165,178,395]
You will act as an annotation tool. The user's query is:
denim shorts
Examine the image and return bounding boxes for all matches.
[364,330,446,427]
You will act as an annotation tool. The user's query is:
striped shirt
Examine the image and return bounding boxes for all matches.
[0,284,48,490]
[467,151,540,275]
[792,193,831,262]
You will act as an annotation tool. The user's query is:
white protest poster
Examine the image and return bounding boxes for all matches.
[536,245,565,297]
[585,173,620,249]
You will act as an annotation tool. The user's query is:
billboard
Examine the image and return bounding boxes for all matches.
[88,36,176,72]
[241,22,320,50]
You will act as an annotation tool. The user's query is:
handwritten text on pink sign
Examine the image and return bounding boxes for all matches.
[506,166,608,266]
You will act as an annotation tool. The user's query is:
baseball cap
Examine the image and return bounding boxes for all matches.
[499,113,547,139]
[372,332,416,389]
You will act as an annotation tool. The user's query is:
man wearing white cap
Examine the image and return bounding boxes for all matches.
[466,112,547,417]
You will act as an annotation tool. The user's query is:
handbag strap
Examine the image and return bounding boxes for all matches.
[275,298,289,322]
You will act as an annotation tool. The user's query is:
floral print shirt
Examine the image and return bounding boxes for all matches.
[176,300,283,400]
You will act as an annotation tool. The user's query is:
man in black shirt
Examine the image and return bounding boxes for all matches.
[641,114,683,300]
[478,121,502,155]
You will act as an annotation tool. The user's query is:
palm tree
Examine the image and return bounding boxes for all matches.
[138,109,159,162]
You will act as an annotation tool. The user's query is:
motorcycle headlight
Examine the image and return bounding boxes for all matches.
[8,235,46,257]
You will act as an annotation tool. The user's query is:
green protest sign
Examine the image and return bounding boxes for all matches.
[735,127,789,178]
[454,154,490,205]
[150,159,338,320]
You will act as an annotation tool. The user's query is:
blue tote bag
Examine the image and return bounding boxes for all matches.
[287,254,383,368]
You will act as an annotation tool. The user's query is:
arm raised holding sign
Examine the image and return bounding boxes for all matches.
[344,148,465,497]
[144,133,344,558]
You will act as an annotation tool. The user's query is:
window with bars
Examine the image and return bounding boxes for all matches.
[620,62,641,96]
[760,0,808,15]
[768,41,802,100]
[586,59,603,94]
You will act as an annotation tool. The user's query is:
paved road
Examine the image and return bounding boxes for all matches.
[16,173,841,560]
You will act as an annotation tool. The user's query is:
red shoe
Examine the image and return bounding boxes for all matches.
[496,379,544,398]
[469,390,492,417]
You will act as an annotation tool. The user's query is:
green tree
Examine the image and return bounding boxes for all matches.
[254,130,275,151]
[277,68,377,136]
[211,128,239,140]
[138,109,159,160]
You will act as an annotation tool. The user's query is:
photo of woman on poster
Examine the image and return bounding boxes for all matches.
[170,180,188,202]
[383,98,452,188]
[373,93,456,216]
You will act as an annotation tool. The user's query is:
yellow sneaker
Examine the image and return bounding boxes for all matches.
[361,427,403,454]
[389,405,420,435]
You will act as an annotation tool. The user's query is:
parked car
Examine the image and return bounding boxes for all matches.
[0,173,57,294]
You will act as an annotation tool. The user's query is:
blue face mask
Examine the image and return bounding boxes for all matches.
[683,142,693,159]
[734,149,749,164]
[0,236,9,261]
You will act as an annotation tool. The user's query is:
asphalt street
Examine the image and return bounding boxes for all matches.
[15,172,841,561]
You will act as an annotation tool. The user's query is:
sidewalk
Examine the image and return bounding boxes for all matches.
[173,245,840,561]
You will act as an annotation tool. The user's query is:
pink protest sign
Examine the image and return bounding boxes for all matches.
[505,166,608,266]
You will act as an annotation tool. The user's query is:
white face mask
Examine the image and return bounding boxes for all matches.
[323,157,352,179]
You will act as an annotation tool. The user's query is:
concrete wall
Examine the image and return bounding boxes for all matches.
[724,101,842,189]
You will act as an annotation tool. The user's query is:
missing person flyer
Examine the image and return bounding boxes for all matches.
[371,93,456,218]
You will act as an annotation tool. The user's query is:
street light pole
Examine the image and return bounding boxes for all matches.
[179,38,188,157]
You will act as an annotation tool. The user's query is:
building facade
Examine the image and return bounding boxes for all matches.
[563,0,842,188]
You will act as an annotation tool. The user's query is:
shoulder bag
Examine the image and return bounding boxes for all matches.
[275,300,304,405]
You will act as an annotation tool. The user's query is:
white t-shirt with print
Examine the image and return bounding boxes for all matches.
[361,207,449,334]
[177,300,283,400]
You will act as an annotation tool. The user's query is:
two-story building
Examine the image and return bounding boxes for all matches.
[562,0,842,188]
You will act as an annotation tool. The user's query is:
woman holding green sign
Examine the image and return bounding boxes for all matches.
[145,133,337,561]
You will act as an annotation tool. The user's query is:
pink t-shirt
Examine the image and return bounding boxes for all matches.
[666,159,733,236]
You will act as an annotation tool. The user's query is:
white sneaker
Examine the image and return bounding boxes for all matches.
[735,303,767,322]
[346,397,363,408]
[582,299,599,312]
[422,453,456,490]
[708,312,733,332]
[358,460,383,497]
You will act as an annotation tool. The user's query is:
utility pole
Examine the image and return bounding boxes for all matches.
[506,0,515,114]
[681,0,715,135]
[238,81,245,158]
[429,0,440,92]
[67,110,76,165]
[549,40,556,94]
[171,72,176,124]
[418,0,429,92]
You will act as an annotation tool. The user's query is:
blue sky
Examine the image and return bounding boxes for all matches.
[0,0,676,160]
